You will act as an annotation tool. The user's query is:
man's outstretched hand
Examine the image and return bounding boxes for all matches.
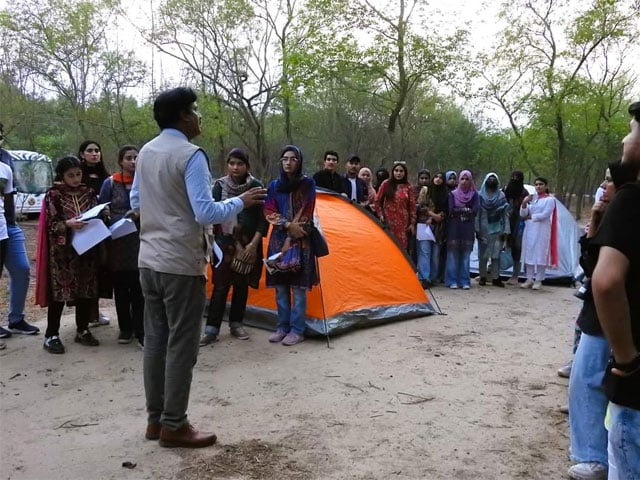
[239,187,267,208]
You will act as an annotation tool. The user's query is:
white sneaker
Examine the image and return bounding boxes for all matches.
[567,462,607,480]
[532,281,542,290]
[557,361,572,378]
[449,284,458,289]
[520,279,534,289]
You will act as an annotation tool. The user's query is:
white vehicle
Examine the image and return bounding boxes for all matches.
[8,150,54,217]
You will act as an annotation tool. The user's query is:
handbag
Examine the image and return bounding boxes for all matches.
[499,247,514,271]
[230,241,256,275]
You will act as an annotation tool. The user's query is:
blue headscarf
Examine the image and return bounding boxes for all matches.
[276,144,305,193]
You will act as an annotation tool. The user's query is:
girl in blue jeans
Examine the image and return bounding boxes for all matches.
[264,145,318,346]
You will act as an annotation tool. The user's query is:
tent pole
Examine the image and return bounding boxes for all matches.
[426,286,446,315]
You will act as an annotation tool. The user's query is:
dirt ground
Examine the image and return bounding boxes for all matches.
[1,220,577,480]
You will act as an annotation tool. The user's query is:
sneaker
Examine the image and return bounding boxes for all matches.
[75,329,99,347]
[557,360,572,378]
[199,333,218,347]
[462,285,470,290]
[506,276,518,286]
[230,326,250,340]
[492,279,505,287]
[0,326,11,338]
[559,405,569,414]
[532,281,542,290]
[449,284,458,289]
[520,279,534,289]
[478,277,487,286]
[8,320,40,335]
[268,330,287,343]
[118,331,133,344]
[88,313,110,328]
[567,462,607,480]
[43,336,65,354]
[137,338,144,351]
[281,332,305,346]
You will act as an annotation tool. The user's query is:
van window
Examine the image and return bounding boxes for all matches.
[13,159,53,194]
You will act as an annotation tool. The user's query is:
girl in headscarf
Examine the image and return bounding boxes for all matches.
[519,177,558,290]
[374,162,417,251]
[428,172,449,283]
[445,170,458,192]
[200,148,268,346]
[358,167,377,212]
[476,173,510,287]
[503,170,529,284]
[374,167,390,192]
[445,170,479,289]
[264,145,318,346]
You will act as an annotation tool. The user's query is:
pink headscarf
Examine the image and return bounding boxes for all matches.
[451,169,477,207]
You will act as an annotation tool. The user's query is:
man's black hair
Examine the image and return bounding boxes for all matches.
[629,101,640,121]
[153,87,198,129]
[324,150,339,161]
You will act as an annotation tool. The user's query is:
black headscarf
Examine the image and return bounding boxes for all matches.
[276,144,305,193]
[428,172,449,213]
[504,170,525,201]
[374,167,390,191]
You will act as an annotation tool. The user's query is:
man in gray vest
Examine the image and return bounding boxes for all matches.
[130,87,266,448]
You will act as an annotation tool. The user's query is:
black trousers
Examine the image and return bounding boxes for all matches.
[113,270,145,340]
[206,277,249,330]
[46,298,91,337]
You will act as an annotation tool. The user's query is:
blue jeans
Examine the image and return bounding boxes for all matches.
[608,402,640,479]
[416,240,433,282]
[431,243,442,282]
[275,286,307,335]
[445,245,472,287]
[4,225,30,324]
[569,333,609,465]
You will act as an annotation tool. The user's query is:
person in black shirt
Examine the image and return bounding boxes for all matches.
[312,150,343,194]
[592,101,640,479]
[342,154,367,204]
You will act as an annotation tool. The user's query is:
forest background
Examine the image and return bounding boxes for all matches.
[1,0,639,219]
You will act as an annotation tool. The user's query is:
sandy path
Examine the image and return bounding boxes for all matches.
[0,279,576,480]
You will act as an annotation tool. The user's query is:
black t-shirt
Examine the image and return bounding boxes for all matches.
[590,181,640,409]
[312,170,344,194]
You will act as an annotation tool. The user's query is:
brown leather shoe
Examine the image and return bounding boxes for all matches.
[159,423,217,448]
[145,423,161,440]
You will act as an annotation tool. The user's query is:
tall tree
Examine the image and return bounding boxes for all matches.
[477,0,639,203]
[0,0,146,139]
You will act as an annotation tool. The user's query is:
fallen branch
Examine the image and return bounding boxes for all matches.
[397,391,435,405]
[337,381,366,393]
[56,420,99,429]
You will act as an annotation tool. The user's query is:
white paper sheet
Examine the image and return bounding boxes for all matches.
[416,222,435,242]
[71,218,111,255]
[77,202,110,221]
[109,218,137,239]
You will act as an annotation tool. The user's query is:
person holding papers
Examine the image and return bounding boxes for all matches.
[99,145,144,347]
[40,156,103,354]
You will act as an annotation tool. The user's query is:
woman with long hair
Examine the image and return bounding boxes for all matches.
[99,145,144,347]
[445,170,479,289]
[39,156,102,354]
[263,145,318,346]
[374,162,416,251]
[200,148,267,346]
[428,172,449,284]
[78,140,111,327]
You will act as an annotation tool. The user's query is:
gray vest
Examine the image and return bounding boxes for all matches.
[136,130,210,276]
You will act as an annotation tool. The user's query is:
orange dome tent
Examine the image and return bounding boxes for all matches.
[207,189,435,335]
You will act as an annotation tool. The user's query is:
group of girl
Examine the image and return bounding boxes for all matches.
[356,163,557,291]
[36,142,143,354]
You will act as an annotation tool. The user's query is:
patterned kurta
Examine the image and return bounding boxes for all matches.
[375,181,417,249]
[44,184,99,302]
[264,177,318,289]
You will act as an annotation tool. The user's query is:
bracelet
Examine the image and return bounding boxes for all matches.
[612,353,640,373]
